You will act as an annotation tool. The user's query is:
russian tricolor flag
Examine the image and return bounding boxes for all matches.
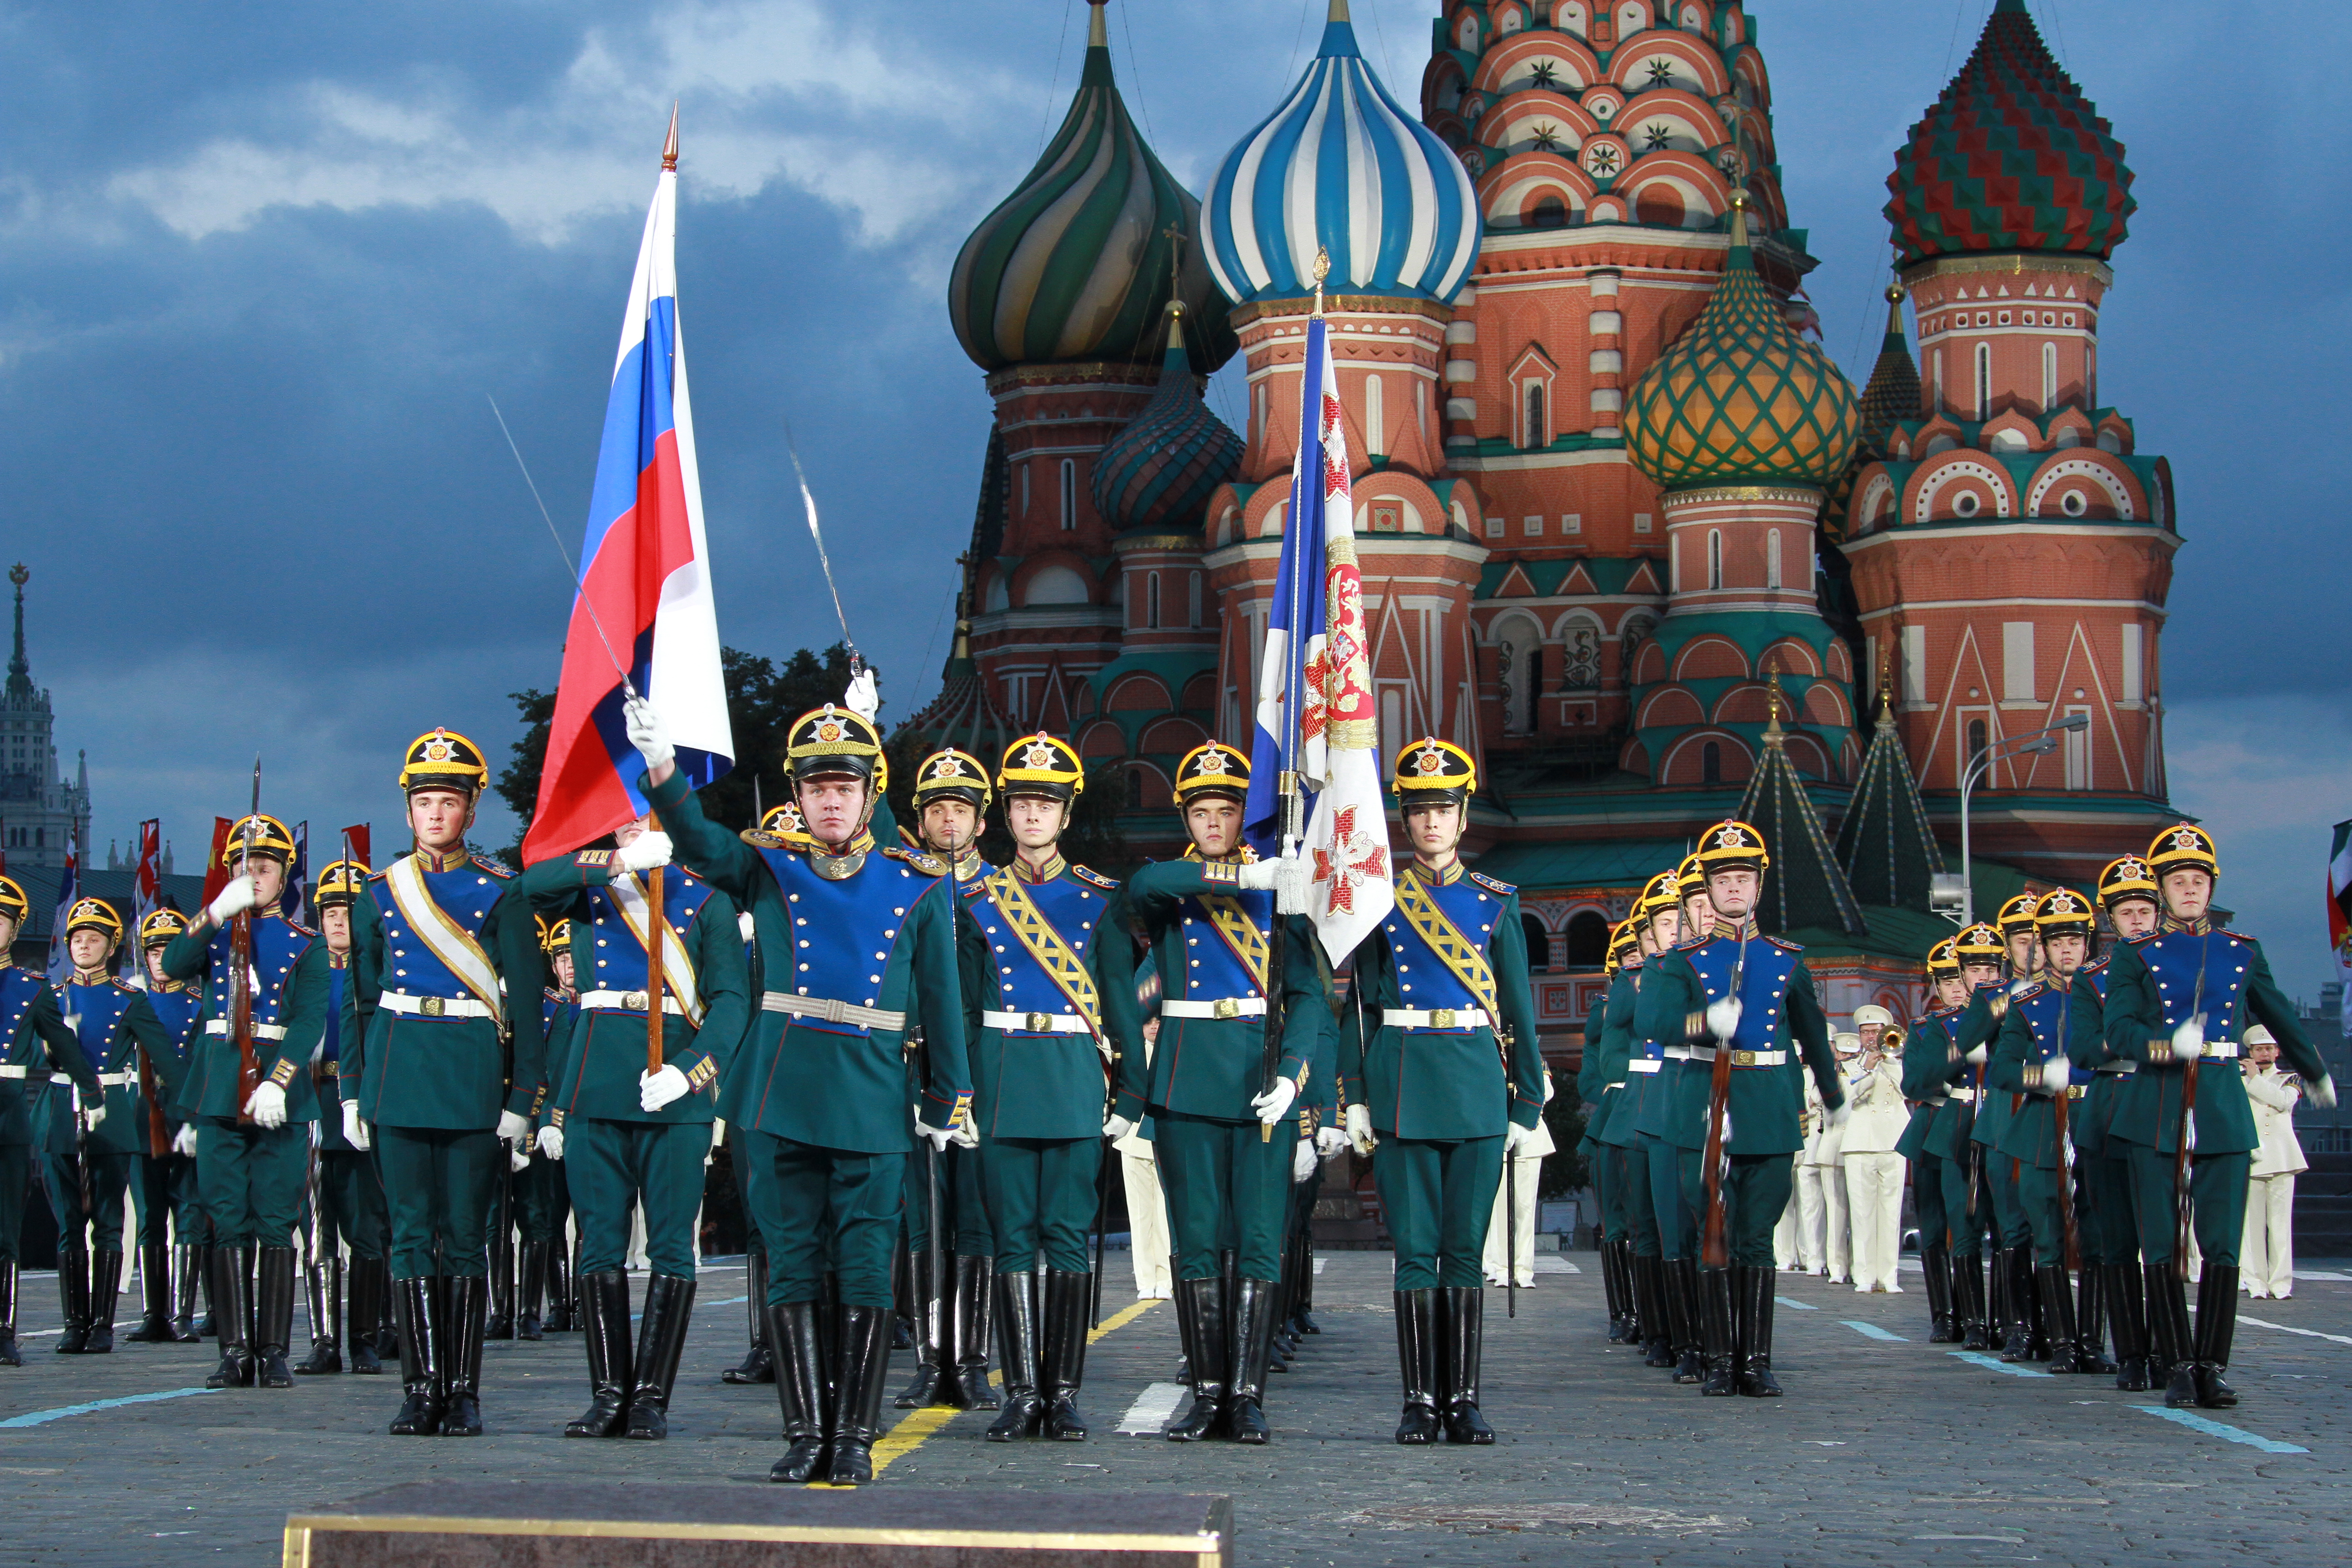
[526,111,734,860]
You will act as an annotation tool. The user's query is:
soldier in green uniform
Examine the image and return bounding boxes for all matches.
[626,691,973,1486]
[1602,875,1687,1375]
[1578,921,1630,1343]
[529,916,578,1338]
[1970,894,2044,1361]
[2102,824,2336,1409]
[2075,855,2162,1390]
[126,909,206,1346]
[520,811,749,1440]
[894,748,1000,1412]
[1635,821,1843,1398]
[0,875,103,1367]
[960,733,1141,1445]
[1990,889,2101,1371]
[41,899,145,1354]
[338,731,547,1436]
[1638,863,1712,1381]
[1109,742,1328,1444]
[162,813,331,1390]
[1339,739,1544,1443]
[1896,938,1967,1342]
[1920,922,2004,1348]
[293,859,389,1377]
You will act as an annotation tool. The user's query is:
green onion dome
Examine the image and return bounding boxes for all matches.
[1092,303,1242,534]
[1625,198,1860,494]
[949,2,1236,375]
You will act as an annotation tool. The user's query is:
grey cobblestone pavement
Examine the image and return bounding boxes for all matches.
[1,1252,2344,1565]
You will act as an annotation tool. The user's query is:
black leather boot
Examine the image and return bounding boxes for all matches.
[1670,1258,1706,1383]
[205,1247,254,1389]
[950,1253,1000,1410]
[84,1248,122,1354]
[890,1248,914,1352]
[544,1241,574,1332]
[2020,1247,2051,1361]
[723,1250,774,1385]
[1957,1252,1990,1351]
[1737,1264,1783,1396]
[2193,1264,2239,1409]
[565,1272,634,1437]
[1921,1245,1957,1343]
[254,1246,298,1387]
[485,1233,514,1342]
[1998,1247,2034,1362]
[53,1246,91,1354]
[388,1277,441,1434]
[439,1276,488,1436]
[194,1242,216,1337]
[1166,1275,1227,1441]
[2036,1264,2079,1374]
[985,1270,1043,1441]
[625,1275,696,1439]
[1291,1223,1321,1337]
[517,1241,547,1342]
[893,1249,943,1408]
[2151,1263,2196,1409]
[1986,1240,2012,1352]
[1637,1253,1673,1367]
[347,1256,384,1374]
[766,1301,830,1483]
[1392,1289,1440,1444]
[1040,1270,1092,1441]
[1616,1238,1642,1343]
[297,1252,342,1374]
[2109,1260,2149,1392]
[1601,1235,1627,1341]
[0,1258,20,1367]
[171,1244,204,1343]
[127,1244,174,1342]
[1697,1266,1738,1396]
[2075,1263,2115,1373]
[824,1305,893,1485]
[1226,1277,1278,1444]
[1440,1286,1495,1441]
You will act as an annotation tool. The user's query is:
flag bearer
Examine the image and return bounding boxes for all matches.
[125,909,206,1346]
[1897,938,1968,1342]
[0,875,102,1366]
[1339,739,1545,1444]
[337,732,546,1437]
[1109,742,1327,1444]
[42,899,146,1354]
[1634,821,1844,1398]
[521,812,749,1441]
[294,859,390,1377]
[959,733,1142,1445]
[162,814,331,1391]
[625,690,973,1487]
[2102,824,2335,1410]
[2076,855,2164,1390]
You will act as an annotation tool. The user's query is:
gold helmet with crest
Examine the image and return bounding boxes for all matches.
[998,733,1085,803]
[1173,743,1250,807]
[785,704,885,786]
[314,858,368,910]
[140,908,190,949]
[399,728,489,797]
[1695,819,1769,872]
[2097,854,2159,911]
[2146,822,2218,882]
[2034,887,2096,941]
[220,813,299,866]
[913,748,992,811]
[0,875,24,926]
[65,897,123,946]
[1392,737,1476,805]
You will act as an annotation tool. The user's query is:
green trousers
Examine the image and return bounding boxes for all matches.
[2085,1146,2134,1265]
[566,1117,712,1278]
[1976,1143,2031,1247]
[521,1152,568,1247]
[129,1152,176,1248]
[314,1148,390,1261]
[2125,1144,2248,1266]
[1675,1148,1792,1269]
[1912,1150,1950,1254]
[196,1117,308,1248]
[0,1143,25,1262]
[44,1147,134,1252]
[377,1126,501,1279]
[1374,1134,1502,1291]
[1618,1132,1662,1257]
[1650,1134,1699,1260]
[2015,1163,2074,1267]
[1155,1111,1291,1282]
[1940,1152,1987,1261]
[747,1132,902,1308]
[980,1135,1098,1276]
[902,1141,991,1257]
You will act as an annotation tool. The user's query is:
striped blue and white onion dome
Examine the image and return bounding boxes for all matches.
[1204,2,1480,307]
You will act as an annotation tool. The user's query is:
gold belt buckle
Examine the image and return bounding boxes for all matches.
[1731,1049,1755,1068]
[1028,1012,1053,1033]
[1431,1008,1457,1029]
[420,996,445,1018]
[624,991,649,1012]
[2068,1084,2086,1099]
[1213,998,1240,1020]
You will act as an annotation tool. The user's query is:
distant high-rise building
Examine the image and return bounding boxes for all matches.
[0,564,91,872]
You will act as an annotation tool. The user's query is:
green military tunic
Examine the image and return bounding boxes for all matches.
[0,970,101,1267]
[1586,964,1648,1252]
[2059,960,2133,1267]
[1898,1006,1963,1255]
[1991,975,2091,1267]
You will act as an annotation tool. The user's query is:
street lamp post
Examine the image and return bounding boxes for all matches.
[1954,714,2092,925]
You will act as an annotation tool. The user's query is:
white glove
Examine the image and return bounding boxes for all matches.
[509,1142,531,1173]
[2038,1056,2071,1094]
[2009,978,2035,997]
[172,1124,198,1157]
[537,1123,566,1160]
[1102,1113,1136,1142]
[1964,1044,1988,1066]
[1344,1102,1377,1156]
[2170,1014,2205,1062]
[2310,1075,2338,1112]
[1705,998,1743,1042]
[1825,1098,1851,1130]
[1315,1124,1349,1158]
[207,875,259,926]
[622,696,673,770]
[496,1109,532,1142]
[342,1101,372,1151]
[916,1117,976,1152]
[1272,856,1313,916]
[640,1063,691,1112]
[83,1102,106,1131]
[1251,1077,1299,1127]
[243,1081,287,1130]
[738,911,756,941]
[844,668,879,724]
[1235,858,1281,891]
[1504,1122,1538,1156]
[1293,1137,1317,1181]
[615,830,673,873]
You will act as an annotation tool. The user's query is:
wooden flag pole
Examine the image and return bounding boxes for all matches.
[645,812,666,1076]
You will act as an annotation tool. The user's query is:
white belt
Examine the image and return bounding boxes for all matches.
[1949,1087,1977,1103]
[2200,1041,2239,1060]
[1627,1058,1664,1075]
[1666,1045,1788,1067]
[1161,998,1267,1020]
[581,989,687,1017]
[2097,1060,2136,1075]
[982,1010,1093,1035]
[206,1020,289,1040]
[763,992,906,1032]
[97,1072,137,1088]
[0,1064,25,1078]
[1382,1007,1490,1031]
[377,993,494,1020]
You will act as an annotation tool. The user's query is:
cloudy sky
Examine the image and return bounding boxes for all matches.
[5,1,2346,997]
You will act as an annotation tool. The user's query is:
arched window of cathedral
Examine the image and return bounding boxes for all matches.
[1967,719,1988,772]
[1766,528,1781,590]
[1701,741,1722,785]
[2042,342,2058,411]
[1707,529,1723,590]
[1974,343,1991,421]
[1146,573,1161,629]
[1523,382,1546,449]
[1565,909,1610,968]
[1522,914,1552,971]
[1366,374,1385,458]
[1532,194,1568,230]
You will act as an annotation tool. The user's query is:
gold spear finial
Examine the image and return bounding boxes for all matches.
[662,103,679,171]
[1311,246,1330,319]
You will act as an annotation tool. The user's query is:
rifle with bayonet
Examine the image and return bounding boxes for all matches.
[1698,928,1749,1272]
[231,758,263,1124]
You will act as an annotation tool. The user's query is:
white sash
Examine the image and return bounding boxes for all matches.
[606,873,706,1029]
[384,856,504,1025]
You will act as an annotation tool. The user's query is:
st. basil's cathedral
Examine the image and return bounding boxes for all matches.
[909,0,2165,1053]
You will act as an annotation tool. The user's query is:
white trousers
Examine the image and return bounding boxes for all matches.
[1774,1185,1803,1269]
[2242,1173,2297,1299]
[1119,1148,1173,1300]
[1481,1153,1545,1287]
[1793,1163,1828,1273]
[1843,1152,1906,1291]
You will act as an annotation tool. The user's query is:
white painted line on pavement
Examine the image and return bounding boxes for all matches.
[2290,1270,2346,1281]
[2239,1315,2352,1348]
[1533,1256,1579,1274]
[1313,1256,1324,1274]
[1114,1381,1188,1436]
[1949,1350,2049,1377]
[1842,1320,1908,1342]
[2132,1406,2308,1455]
[1774,1296,1818,1311]
[0,1388,218,1428]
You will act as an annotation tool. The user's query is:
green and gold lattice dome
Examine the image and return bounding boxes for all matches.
[1625,199,1860,494]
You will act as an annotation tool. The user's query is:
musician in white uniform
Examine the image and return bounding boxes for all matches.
[1839,1007,1910,1293]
